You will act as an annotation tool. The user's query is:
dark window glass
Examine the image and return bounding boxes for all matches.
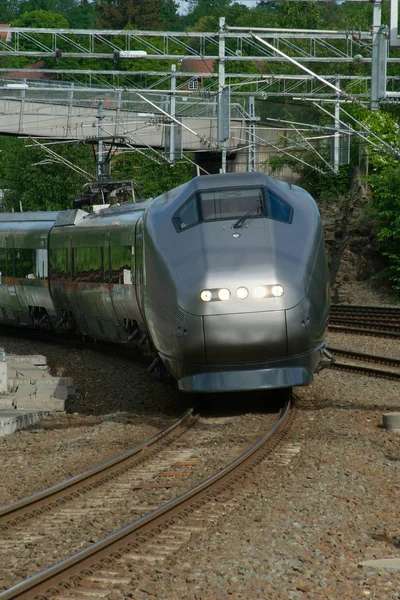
[110,246,132,284]
[268,191,293,223]
[173,186,293,232]
[173,187,265,231]
[199,187,264,221]
[73,247,103,282]
[50,248,71,280]
[15,249,35,278]
[35,249,48,279]
[172,195,200,231]
[0,249,8,278]
[7,250,14,277]
[135,219,144,288]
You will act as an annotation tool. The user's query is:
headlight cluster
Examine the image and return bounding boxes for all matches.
[200,285,284,302]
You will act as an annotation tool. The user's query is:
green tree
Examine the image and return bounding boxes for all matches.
[367,165,400,294]
[161,0,181,31]
[112,151,193,198]
[17,0,63,15]
[360,110,400,294]
[96,0,165,30]
[0,137,94,211]
[11,9,69,28]
[66,0,97,28]
[184,0,232,27]
[0,0,20,21]
[14,0,85,18]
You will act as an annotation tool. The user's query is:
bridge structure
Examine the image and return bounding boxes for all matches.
[0,1,398,174]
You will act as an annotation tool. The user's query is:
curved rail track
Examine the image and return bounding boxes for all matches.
[0,408,196,528]
[0,399,296,600]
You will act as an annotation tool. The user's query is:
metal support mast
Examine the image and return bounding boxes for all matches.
[246,96,257,172]
[333,78,340,173]
[218,17,229,173]
[97,100,105,181]
[371,0,387,110]
[167,63,177,163]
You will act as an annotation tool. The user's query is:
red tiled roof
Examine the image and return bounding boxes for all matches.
[6,61,57,81]
[0,25,11,42]
[180,58,214,74]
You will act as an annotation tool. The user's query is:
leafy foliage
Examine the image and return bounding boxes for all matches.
[112,151,194,198]
[0,136,194,209]
[11,8,69,27]
[96,0,166,30]
[359,111,400,294]
[66,0,97,29]
[0,137,94,211]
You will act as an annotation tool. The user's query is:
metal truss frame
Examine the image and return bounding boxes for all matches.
[0,11,397,175]
[0,24,383,64]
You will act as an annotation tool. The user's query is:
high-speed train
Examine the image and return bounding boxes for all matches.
[0,172,331,393]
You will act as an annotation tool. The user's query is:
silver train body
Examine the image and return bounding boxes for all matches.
[0,172,330,393]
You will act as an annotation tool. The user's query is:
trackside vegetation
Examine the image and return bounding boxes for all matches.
[0,1,399,295]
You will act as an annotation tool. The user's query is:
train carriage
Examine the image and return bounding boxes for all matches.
[48,205,148,342]
[0,173,331,394]
[0,212,59,327]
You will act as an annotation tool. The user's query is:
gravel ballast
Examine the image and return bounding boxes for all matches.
[0,301,400,598]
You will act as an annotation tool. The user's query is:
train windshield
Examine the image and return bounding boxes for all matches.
[200,187,263,221]
[173,186,292,231]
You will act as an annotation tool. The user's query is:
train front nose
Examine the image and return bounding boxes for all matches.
[202,310,287,364]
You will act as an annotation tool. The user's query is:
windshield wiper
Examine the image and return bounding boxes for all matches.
[232,203,264,229]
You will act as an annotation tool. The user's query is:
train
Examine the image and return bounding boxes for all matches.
[0,172,331,393]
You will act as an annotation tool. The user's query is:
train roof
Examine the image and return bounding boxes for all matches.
[0,199,151,227]
[151,172,318,213]
[0,211,60,222]
[190,172,274,190]
[81,199,152,220]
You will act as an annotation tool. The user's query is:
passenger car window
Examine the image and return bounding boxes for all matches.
[110,246,132,284]
[50,248,71,280]
[0,248,10,278]
[73,247,103,282]
[15,249,35,278]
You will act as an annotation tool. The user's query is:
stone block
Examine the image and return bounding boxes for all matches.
[0,396,14,409]
[14,395,65,411]
[8,355,47,366]
[0,410,53,436]
[0,360,8,393]
[15,384,37,397]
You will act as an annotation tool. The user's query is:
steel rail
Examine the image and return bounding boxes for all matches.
[330,315,400,324]
[328,324,400,338]
[328,346,400,369]
[0,399,293,600]
[0,407,194,525]
[332,361,400,381]
[331,304,400,316]
[329,319,400,333]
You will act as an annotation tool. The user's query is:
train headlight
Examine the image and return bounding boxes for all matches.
[271,285,284,297]
[254,285,268,298]
[217,288,231,301]
[236,287,249,299]
[200,290,212,302]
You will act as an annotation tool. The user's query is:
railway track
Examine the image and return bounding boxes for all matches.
[0,399,297,600]
[328,346,400,381]
[329,304,400,338]
[331,304,400,318]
